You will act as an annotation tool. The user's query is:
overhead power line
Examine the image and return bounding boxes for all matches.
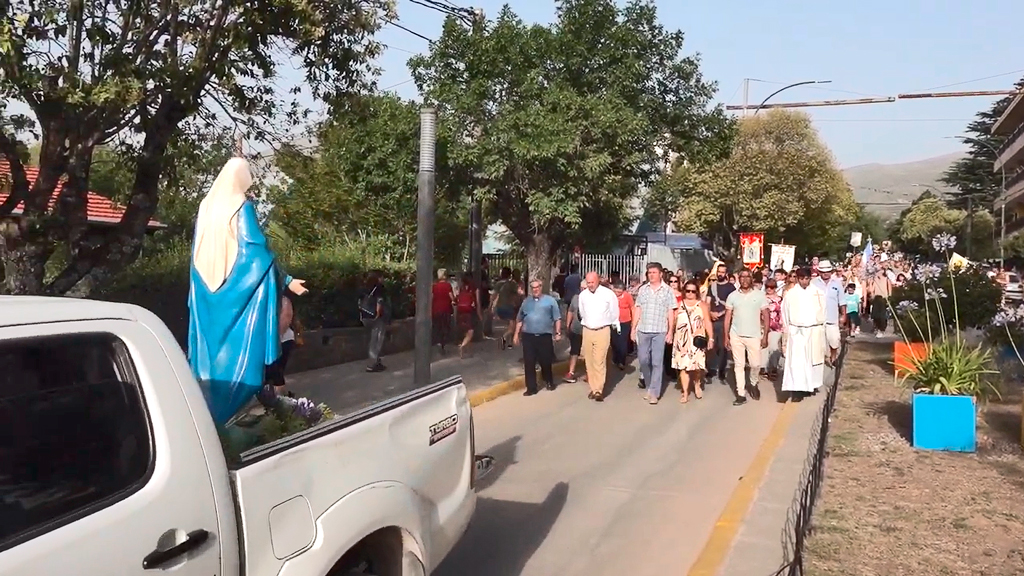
[383,43,421,55]
[385,20,434,43]
[727,97,895,111]
[726,90,1022,111]
[919,68,1024,92]
[897,89,1020,100]
[813,118,973,123]
[382,78,416,91]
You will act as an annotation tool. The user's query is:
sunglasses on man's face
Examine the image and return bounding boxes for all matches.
[684,289,698,294]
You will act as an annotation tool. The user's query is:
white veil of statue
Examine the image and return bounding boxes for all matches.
[192,157,253,292]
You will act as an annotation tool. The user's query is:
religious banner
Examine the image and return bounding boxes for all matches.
[849,232,862,247]
[740,232,764,268]
[769,244,796,272]
[949,252,970,270]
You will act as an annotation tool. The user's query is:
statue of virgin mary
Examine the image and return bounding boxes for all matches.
[187,157,305,425]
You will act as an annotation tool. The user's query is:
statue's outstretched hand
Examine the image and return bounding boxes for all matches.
[289,279,308,296]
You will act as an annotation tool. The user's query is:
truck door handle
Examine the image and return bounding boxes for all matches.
[142,529,210,569]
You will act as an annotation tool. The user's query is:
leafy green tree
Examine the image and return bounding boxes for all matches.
[1002,232,1024,261]
[0,0,390,295]
[894,195,995,259]
[89,125,239,240]
[896,196,963,255]
[666,109,856,259]
[408,0,733,287]
[269,93,470,266]
[941,76,1024,209]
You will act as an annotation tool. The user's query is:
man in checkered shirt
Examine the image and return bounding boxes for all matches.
[630,262,677,404]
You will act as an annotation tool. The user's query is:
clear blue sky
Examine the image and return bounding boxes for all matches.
[370,0,1024,168]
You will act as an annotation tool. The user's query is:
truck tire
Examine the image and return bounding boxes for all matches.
[329,528,403,576]
[340,567,377,576]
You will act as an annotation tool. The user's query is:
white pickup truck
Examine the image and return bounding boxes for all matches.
[0,297,477,576]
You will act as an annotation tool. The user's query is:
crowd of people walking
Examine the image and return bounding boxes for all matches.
[415,257,866,406]
[356,247,922,408]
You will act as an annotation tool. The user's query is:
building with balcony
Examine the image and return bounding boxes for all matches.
[993,92,1024,237]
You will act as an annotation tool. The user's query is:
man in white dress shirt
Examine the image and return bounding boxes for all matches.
[577,271,621,402]
[811,259,846,366]
[782,267,827,396]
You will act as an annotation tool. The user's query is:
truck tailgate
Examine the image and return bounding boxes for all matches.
[229,375,476,576]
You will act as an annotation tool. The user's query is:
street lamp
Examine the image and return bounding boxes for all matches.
[753,80,832,115]
[944,135,1007,267]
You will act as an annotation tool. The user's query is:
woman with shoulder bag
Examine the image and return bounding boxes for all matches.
[672,278,713,403]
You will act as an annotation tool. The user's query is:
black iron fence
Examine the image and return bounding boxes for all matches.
[771,344,847,576]
[483,253,526,277]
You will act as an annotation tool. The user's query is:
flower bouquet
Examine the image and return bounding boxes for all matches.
[220,386,336,465]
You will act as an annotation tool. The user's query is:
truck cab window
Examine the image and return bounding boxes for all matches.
[0,332,152,549]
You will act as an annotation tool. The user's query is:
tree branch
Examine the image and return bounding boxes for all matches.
[0,131,30,218]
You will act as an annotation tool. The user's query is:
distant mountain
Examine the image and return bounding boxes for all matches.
[843,152,963,219]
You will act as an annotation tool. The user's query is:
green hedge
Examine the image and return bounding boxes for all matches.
[95,242,415,347]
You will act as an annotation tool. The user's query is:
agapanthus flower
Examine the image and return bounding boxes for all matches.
[992,304,1024,327]
[925,287,947,300]
[931,233,957,252]
[896,300,920,313]
[293,397,324,425]
[914,263,942,283]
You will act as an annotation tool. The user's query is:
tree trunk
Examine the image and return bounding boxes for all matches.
[46,100,185,296]
[524,233,556,294]
[2,239,51,294]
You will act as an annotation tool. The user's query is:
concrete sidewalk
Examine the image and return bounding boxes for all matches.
[717,353,846,576]
[287,333,573,415]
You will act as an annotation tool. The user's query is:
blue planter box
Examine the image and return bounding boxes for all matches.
[912,393,976,452]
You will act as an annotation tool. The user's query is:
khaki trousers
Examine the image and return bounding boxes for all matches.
[582,326,612,394]
[731,334,761,397]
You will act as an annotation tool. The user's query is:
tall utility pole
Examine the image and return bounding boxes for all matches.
[468,7,486,341]
[414,108,438,387]
[741,78,749,118]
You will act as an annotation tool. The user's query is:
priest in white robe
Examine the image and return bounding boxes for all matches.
[781,266,827,395]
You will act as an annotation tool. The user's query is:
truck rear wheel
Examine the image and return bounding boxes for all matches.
[329,527,403,576]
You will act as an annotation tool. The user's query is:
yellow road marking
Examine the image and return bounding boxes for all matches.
[686,399,799,576]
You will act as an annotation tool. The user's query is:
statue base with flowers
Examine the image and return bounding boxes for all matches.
[219,385,336,465]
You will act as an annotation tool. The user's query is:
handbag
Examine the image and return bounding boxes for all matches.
[683,303,709,350]
[693,334,708,350]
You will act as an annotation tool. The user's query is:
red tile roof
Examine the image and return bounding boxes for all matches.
[0,162,164,229]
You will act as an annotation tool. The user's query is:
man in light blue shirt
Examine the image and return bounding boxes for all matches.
[514,280,563,396]
[811,259,845,365]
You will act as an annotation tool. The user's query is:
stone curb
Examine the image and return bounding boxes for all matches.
[468,359,585,407]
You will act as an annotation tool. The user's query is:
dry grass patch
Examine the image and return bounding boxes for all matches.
[803,340,1024,576]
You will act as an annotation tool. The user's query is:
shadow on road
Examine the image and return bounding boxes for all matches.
[433,482,570,576]
[475,435,522,492]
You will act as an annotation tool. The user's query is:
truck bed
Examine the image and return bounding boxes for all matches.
[229,375,476,576]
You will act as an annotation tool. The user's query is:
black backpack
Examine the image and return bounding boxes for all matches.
[358,284,390,321]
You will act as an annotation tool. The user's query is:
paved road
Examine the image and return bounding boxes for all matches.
[285,326,837,575]
[435,367,804,576]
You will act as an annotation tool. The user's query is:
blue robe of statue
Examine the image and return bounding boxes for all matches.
[188,200,283,425]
